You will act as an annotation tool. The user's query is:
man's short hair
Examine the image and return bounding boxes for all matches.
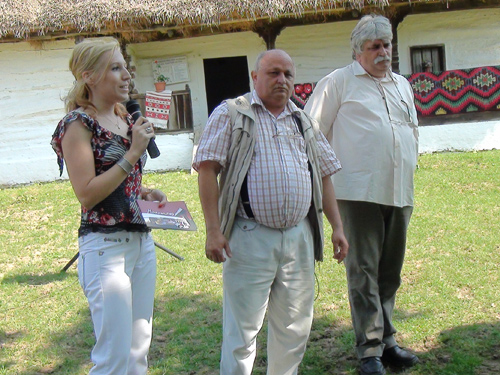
[253,49,296,74]
[350,15,393,59]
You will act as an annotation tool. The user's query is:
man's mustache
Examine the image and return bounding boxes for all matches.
[374,55,391,64]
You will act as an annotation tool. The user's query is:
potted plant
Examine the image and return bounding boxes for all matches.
[153,60,169,92]
[155,74,167,92]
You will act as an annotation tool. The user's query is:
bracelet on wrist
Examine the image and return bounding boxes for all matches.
[116,157,133,174]
[116,158,134,174]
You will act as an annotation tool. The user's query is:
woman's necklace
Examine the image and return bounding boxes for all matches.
[98,113,121,130]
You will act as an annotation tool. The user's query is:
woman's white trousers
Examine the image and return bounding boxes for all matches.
[78,231,156,375]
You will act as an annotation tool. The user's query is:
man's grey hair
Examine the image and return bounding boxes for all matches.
[253,49,296,74]
[350,15,393,59]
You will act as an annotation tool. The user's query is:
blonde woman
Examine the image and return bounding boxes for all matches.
[51,38,166,375]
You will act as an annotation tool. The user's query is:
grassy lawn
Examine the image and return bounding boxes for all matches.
[0,150,499,375]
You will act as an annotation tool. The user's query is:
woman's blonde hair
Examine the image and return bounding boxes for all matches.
[65,37,127,116]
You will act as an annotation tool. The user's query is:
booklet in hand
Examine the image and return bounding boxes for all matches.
[138,200,197,231]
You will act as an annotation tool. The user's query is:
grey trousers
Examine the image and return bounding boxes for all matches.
[337,200,413,359]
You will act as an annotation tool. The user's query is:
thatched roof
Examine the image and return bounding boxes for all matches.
[0,0,492,42]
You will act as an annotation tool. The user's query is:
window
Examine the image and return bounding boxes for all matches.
[410,45,445,73]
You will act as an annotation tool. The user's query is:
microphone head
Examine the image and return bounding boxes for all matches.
[125,99,160,158]
[126,100,142,122]
[126,99,141,114]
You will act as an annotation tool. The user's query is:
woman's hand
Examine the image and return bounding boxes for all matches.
[141,188,168,207]
[129,116,156,158]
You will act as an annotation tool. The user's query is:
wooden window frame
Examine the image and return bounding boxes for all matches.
[410,45,446,73]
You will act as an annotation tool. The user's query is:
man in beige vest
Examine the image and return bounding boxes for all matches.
[193,49,348,375]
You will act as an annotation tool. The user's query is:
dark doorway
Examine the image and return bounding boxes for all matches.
[204,56,250,116]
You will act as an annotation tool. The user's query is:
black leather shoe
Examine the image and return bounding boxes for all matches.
[381,345,419,369]
[359,357,386,375]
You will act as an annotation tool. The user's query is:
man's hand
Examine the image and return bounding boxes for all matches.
[205,230,232,263]
[321,175,349,263]
[332,230,349,263]
[197,160,230,263]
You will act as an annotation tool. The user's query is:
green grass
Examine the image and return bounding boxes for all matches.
[1,150,499,374]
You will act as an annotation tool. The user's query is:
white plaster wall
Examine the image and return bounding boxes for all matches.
[277,9,500,78]
[0,40,74,186]
[397,8,500,153]
[397,9,500,73]
[146,133,194,170]
[1,34,251,186]
[277,21,356,82]
[0,39,192,186]
[277,13,500,155]
[419,120,500,153]
[127,31,265,136]
[1,9,500,186]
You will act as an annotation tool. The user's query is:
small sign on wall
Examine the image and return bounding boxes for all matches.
[153,56,190,85]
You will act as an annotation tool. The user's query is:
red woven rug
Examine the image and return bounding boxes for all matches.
[405,66,500,116]
[145,90,172,128]
[291,65,500,118]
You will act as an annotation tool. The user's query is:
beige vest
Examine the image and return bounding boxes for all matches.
[219,93,327,261]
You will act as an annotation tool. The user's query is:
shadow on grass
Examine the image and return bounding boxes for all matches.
[0,329,23,370]
[1,271,70,286]
[298,317,357,375]
[11,289,225,375]
[148,289,223,375]
[7,290,500,375]
[302,316,500,375]
[150,291,357,375]
[417,322,500,375]
[6,309,94,375]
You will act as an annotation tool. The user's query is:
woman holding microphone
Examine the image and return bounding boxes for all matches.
[51,37,166,375]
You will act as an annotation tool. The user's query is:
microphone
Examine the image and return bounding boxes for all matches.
[126,100,160,159]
